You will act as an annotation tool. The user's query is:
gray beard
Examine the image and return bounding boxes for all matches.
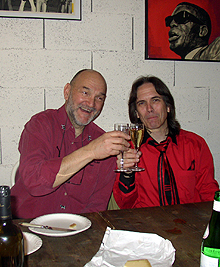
[66,101,100,127]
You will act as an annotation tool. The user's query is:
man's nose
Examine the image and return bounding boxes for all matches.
[147,102,153,112]
[87,96,96,107]
[169,19,177,27]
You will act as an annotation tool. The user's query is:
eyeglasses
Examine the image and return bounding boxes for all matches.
[165,11,203,27]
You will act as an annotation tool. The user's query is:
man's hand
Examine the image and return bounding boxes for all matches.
[87,131,131,160]
[54,131,130,188]
[116,148,141,169]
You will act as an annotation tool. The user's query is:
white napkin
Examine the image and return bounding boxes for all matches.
[84,227,175,267]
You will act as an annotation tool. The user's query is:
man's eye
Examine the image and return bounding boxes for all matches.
[97,96,105,102]
[137,101,144,106]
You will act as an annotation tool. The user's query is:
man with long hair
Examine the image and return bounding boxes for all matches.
[113,75,219,209]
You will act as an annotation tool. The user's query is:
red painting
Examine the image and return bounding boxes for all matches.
[145,0,220,61]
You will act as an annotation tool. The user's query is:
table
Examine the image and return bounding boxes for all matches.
[100,201,213,267]
[15,201,213,267]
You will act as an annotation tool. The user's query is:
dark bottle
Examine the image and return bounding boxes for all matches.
[0,186,24,267]
[200,190,220,267]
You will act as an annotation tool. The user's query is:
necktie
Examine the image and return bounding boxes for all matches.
[149,137,180,206]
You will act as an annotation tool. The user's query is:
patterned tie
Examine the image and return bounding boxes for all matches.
[148,137,180,206]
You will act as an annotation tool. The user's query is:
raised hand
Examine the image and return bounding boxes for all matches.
[116,148,141,170]
[87,131,131,160]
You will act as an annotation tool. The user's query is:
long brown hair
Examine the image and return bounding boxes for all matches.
[128,75,180,136]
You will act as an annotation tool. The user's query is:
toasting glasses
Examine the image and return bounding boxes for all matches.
[129,123,145,172]
[114,123,130,172]
[114,123,145,172]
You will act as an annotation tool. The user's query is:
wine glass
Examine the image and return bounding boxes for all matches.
[129,123,145,172]
[114,123,130,172]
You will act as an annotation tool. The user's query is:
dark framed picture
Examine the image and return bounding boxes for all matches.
[0,0,81,20]
[145,0,220,61]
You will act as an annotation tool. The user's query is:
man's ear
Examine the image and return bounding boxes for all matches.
[167,106,170,113]
[135,110,139,118]
[199,25,209,37]
[64,83,71,101]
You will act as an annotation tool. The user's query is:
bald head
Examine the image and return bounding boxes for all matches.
[64,69,107,130]
[70,69,107,92]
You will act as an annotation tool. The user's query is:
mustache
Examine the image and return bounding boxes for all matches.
[78,104,96,113]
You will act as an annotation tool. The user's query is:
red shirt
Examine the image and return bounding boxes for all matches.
[11,105,116,219]
[113,129,219,209]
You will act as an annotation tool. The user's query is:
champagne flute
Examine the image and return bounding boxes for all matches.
[130,123,145,172]
[114,123,130,172]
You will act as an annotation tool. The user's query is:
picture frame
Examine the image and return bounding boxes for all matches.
[145,0,220,61]
[0,0,82,20]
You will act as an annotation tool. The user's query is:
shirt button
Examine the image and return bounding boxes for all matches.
[71,142,74,144]
[64,192,67,196]
[60,205,66,209]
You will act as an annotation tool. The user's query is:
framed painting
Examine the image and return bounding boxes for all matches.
[0,0,81,20]
[145,0,220,61]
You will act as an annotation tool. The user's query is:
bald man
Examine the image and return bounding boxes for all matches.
[11,69,130,218]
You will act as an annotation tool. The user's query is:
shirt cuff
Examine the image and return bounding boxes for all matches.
[119,172,135,194]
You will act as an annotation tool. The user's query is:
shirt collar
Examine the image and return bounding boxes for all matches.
[185,46,207,60]
[57,104,90,143]
[142,128,177,145]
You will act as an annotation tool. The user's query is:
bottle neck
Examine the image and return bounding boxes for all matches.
[0,187,12,221]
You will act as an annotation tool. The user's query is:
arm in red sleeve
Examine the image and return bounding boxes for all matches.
[18,114,63,196]
[195,136,219,201]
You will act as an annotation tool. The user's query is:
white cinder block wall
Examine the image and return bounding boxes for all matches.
[0,0,220,187]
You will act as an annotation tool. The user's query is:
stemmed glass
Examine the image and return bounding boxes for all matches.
[114,123,130,172]
[129,123,145,172]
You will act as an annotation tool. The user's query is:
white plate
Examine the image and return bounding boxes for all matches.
[23,232,42,255]
[29,213,92,237]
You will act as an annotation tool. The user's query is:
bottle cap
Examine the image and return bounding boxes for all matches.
[0,185,12,220]
[214,190,220,202]
[0,185,10,197]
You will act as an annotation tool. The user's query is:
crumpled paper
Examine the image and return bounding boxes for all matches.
[84,227,175,267]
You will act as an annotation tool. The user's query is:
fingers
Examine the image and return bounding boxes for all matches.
[116,148,140,169]
[87,131,131,160]
[103,131,131,151]
[124,149,140,162]
[113,138,130,151]
[90,131,142,160]
[110,130,131,140]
